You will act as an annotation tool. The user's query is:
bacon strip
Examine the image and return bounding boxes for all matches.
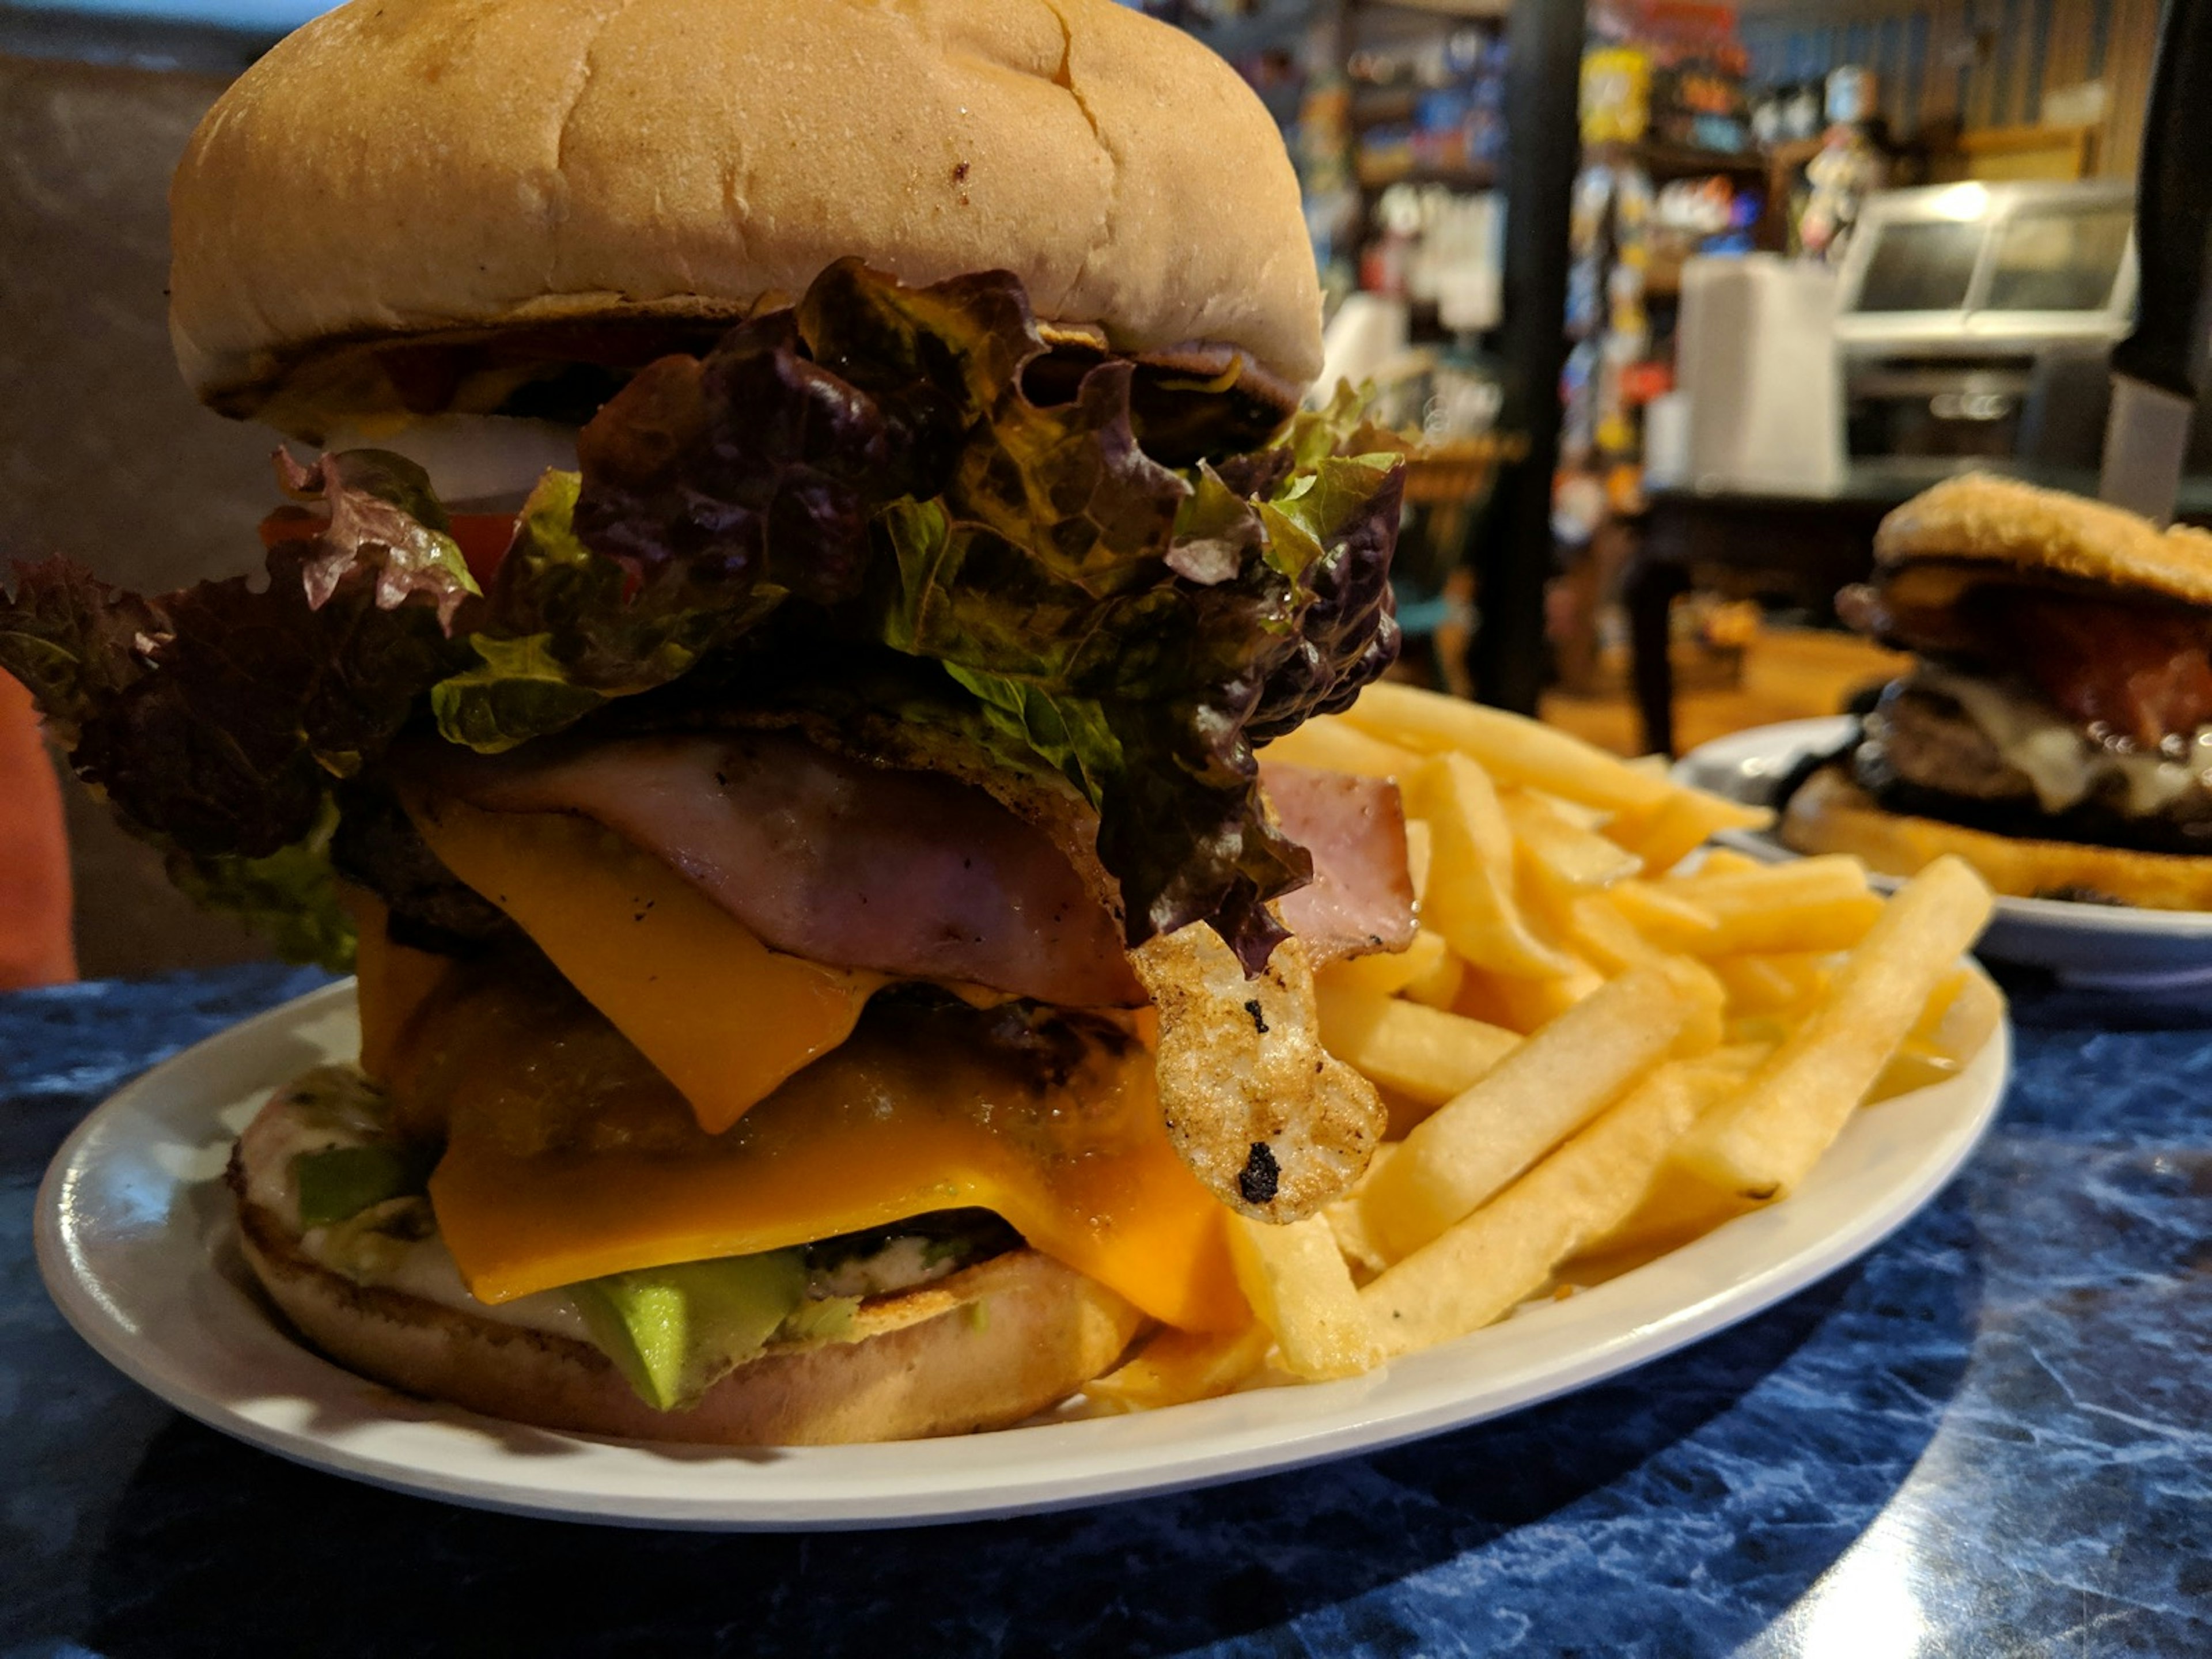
[1999,593,2212,748]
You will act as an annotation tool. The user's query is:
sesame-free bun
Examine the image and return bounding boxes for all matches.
[232,1169,1146,1445]
[1781,764,2212,911]
[169,0,1323,416]
[1875,474,2212,609]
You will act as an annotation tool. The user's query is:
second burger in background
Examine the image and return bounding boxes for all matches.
[1786,474,2212,907]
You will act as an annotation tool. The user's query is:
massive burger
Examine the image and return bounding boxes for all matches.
[1785,474,2212,909]
[1,0,1417,1440]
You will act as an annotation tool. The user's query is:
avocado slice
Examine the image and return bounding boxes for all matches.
[570,1252,810,1411]
[293,1144,431,1228]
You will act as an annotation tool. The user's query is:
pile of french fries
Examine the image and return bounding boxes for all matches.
[1086,681,2001,1410]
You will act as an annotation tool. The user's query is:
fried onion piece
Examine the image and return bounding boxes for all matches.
[1132,922,1385,1222]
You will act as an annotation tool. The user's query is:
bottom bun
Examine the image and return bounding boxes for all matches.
[233,1179,1146,1445]
[1781,764,2212,910]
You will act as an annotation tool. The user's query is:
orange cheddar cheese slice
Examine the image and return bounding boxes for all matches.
[430,1017,1248,1333]
[342,888,463,1084]
[404,793,885,1134]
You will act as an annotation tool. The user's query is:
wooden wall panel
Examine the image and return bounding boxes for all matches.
[2097,0,2156,179]
[1743,0,2156,178]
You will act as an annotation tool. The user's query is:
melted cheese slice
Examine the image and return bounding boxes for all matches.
[390,789,1245,1331]
[1910,666,2212,818]
[404,793,885,1134]
[344,889,461,1083]
[428,1022,1247,1332]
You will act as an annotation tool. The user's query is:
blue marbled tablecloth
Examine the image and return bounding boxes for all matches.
[2,965,2206,1657]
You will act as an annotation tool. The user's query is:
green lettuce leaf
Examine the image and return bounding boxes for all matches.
[166,796,357,971]
[1,263,1403,972]
[0,453,475,964]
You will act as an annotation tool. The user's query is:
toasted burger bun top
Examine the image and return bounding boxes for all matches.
[1876,474,2212,609]
[169,0,1323,421]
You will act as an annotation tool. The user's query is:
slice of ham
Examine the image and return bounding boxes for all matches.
[422,731,1147,1008]
[412,732,1415,1009]
[1260,760,1416,963]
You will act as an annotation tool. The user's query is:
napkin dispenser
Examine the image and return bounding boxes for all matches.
[1675,254,1846,495]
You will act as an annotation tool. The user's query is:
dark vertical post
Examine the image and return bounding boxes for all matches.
[1468,0,1586,714]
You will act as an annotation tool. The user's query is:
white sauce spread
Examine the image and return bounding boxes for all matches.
[238,1069,592,1340]
[1912,666,2212,817]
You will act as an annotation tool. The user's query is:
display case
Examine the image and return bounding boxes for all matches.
[1834,180,2137,461]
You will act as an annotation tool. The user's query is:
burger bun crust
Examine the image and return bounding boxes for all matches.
[1875,474,2212,611]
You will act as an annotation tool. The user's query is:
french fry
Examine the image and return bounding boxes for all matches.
[1605,881,1722,952]
[1676,857,1994,1200]
[1324,1144,1397,1277]
[1342,681,1674,813]
[1260,718,1419,780]
[1913,964,1971,1033]
[1686,1040,1778,1081]
[1359,965,1711,1261]
[1228,1214,1377,1380]
[1577,1055,1771,1260]
[1661,858,1884,955]
[1581,1162,1762,1260]
[1564,889,1672,975]
[1402,753,1577,977]
[1869,965,2005,1100]
[1696,896,1886,958]
[1524,787,1612,831]
[1320,930,1453,999]
[1608,789,1774,876]
[1362,1062,1726,1357]
[1662,956,1730,1055]
[1402,941,1468,1009]
[1502,790,1643,889]
[1449,970,1517,1031]
[1689,846,1768,878]
[1706,952,1832,1015]
[1404,817,1434,903]
[1927,964,2003,1059]
[1083,1323,1274,1412]
[1479,961,1607,1032]
[1665,854,1871,910]
[1315,978,1520,1105]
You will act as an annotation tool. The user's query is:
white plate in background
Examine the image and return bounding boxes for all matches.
[1675,715,2212,985]
[40,979,2009,1529]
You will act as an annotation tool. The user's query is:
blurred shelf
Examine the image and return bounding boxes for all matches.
[1253,80,1305,122]
[1355,158,1499,191]
[1356,0,1508,17]
[1185,1,1316,59]
[1614,139,1768,180]
[1349,86,1422,126]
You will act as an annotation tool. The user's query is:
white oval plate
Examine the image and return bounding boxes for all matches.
[39,979,2009,1531]
[1676,716,2212,986]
